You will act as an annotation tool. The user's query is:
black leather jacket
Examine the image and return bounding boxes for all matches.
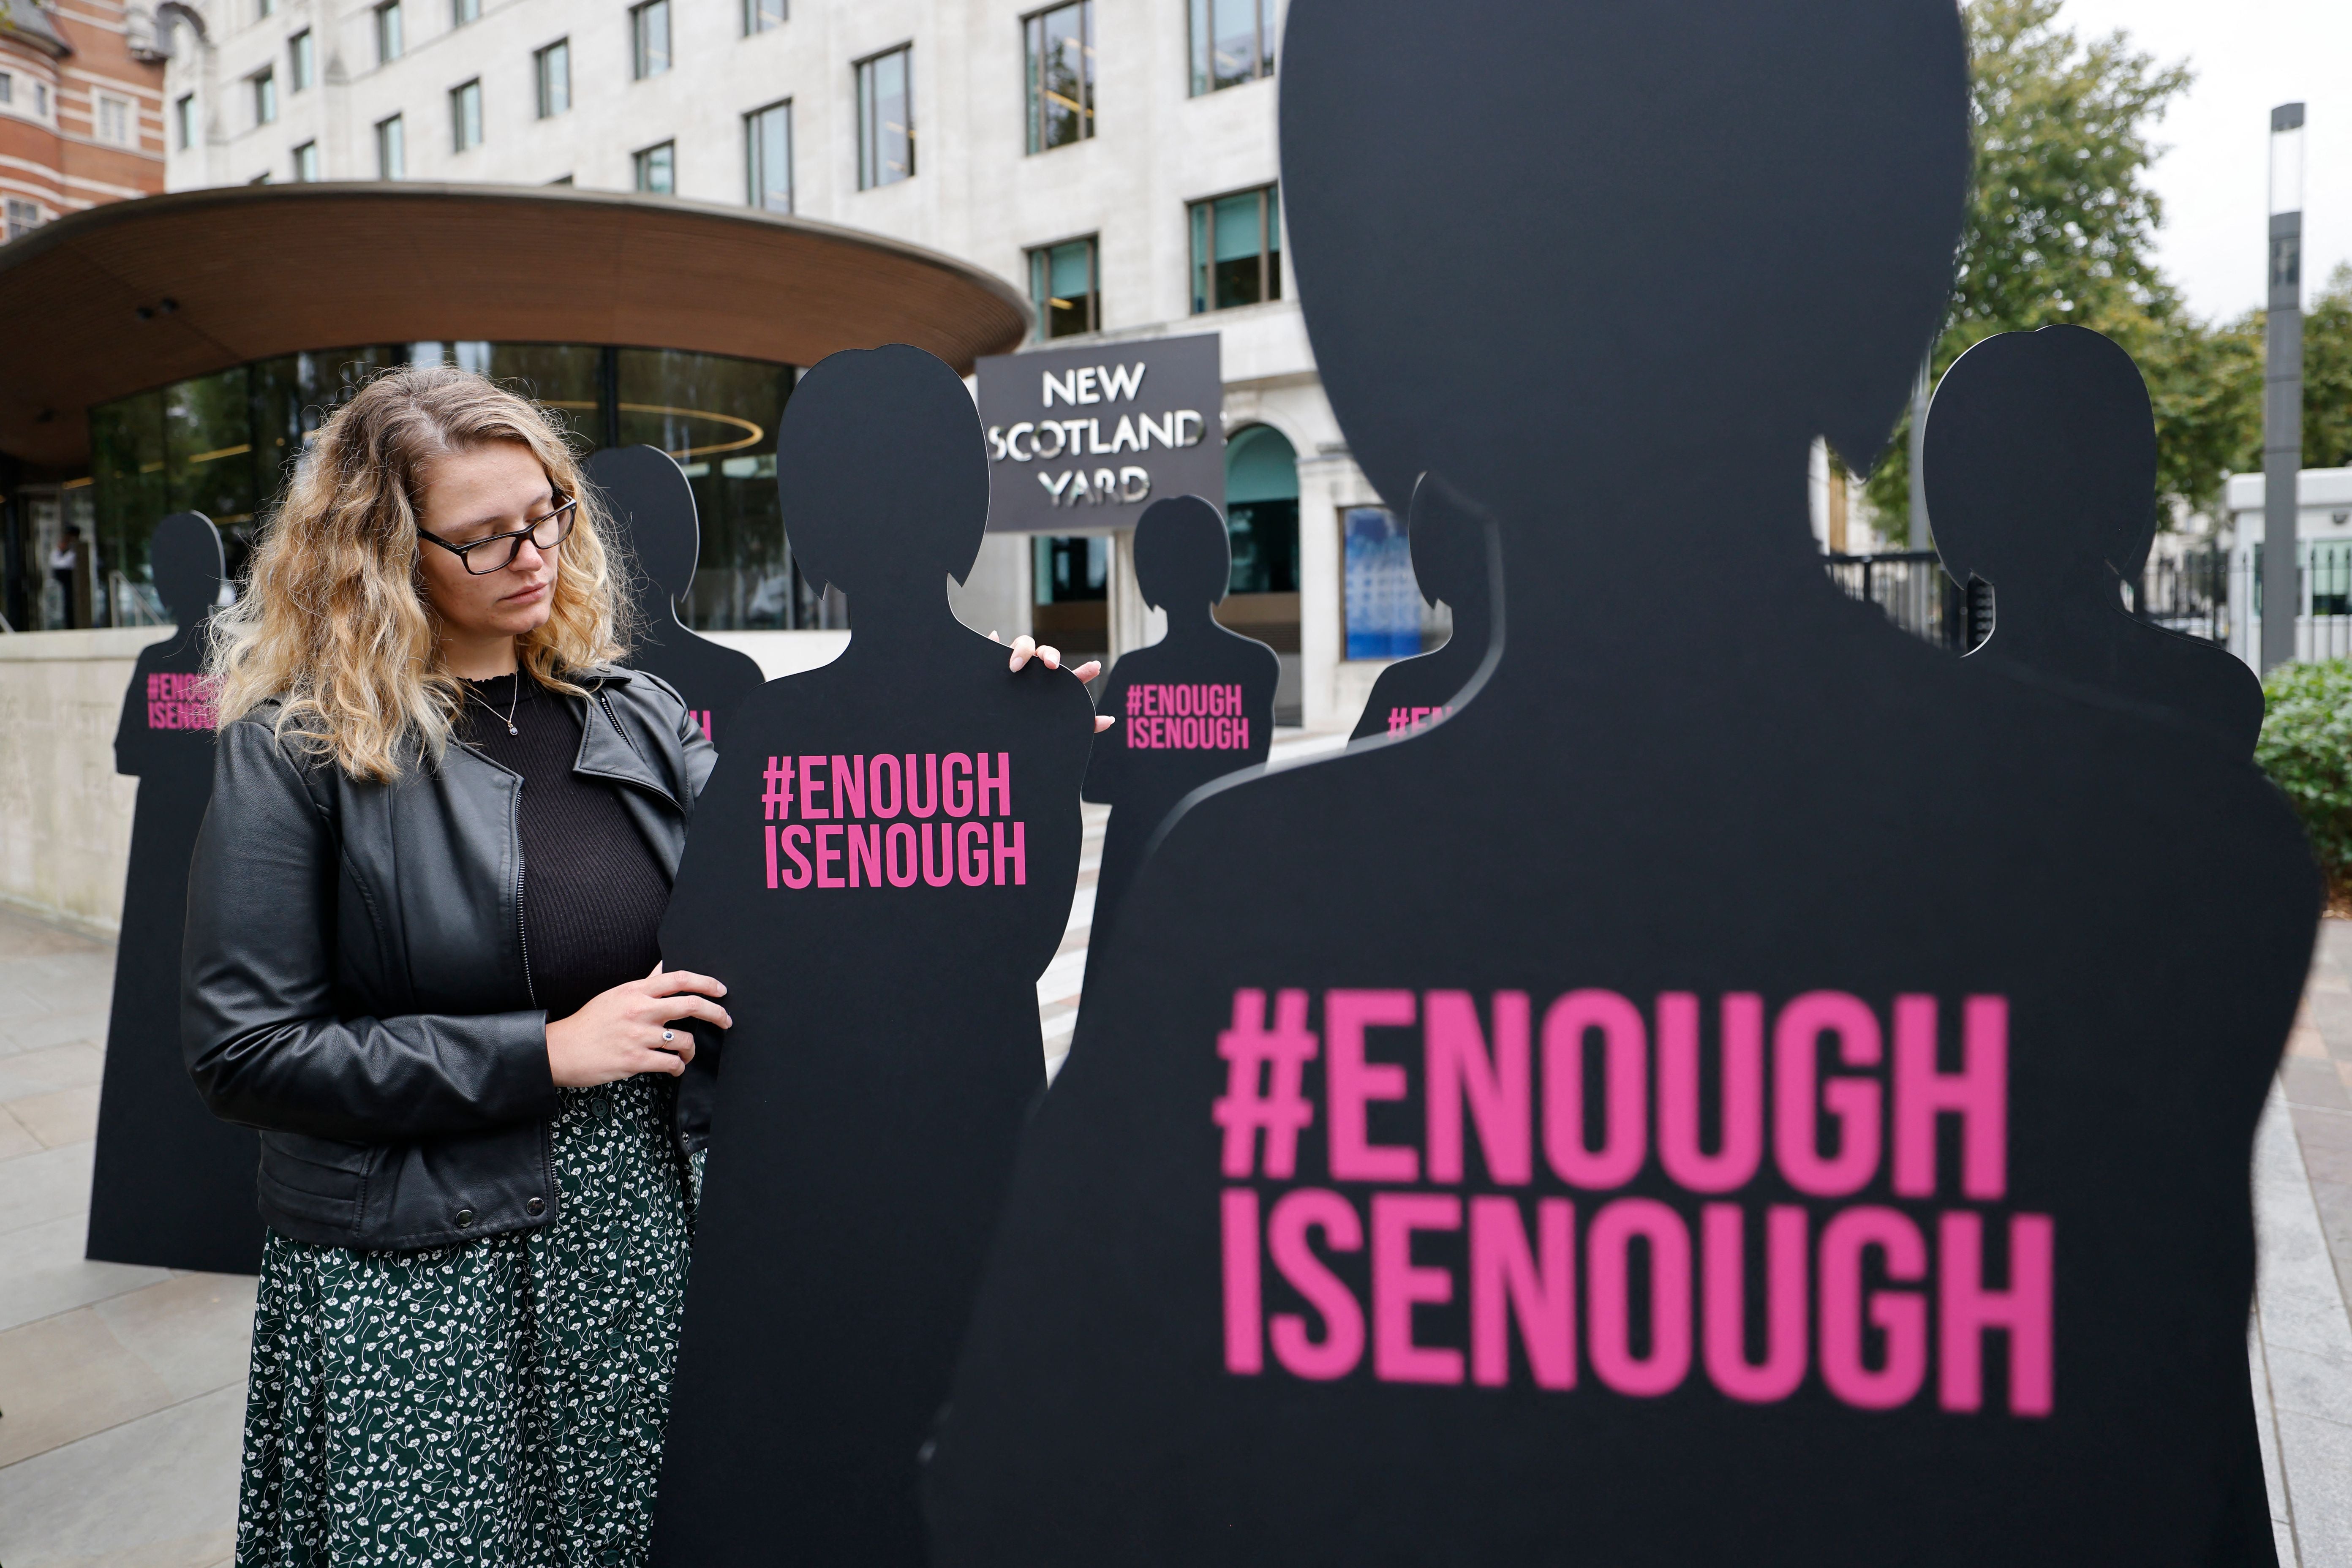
[181,668,719,1253]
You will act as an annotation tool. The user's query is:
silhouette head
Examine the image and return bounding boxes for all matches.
[1278,0,1969,520]
[149,511,224,626]
[777,345,988,602]
[1927,326,2158,593]
[1405,473,1489,615]
[1133,495,1231,614]
[587,444,701,613]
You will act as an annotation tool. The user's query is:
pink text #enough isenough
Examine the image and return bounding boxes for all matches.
[1122,683,1252,751]
[146,671,217,732]
[760,752,1026,890]
[1209,986,2053,1414]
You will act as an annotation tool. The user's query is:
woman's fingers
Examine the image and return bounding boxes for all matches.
[649,969,727,999]
[1094,715,1115,733]
[653,1030,697,1064]
[1036,643,1064,670]
[1071,659,1103,683]
[659,995,734,1032]
[1007,634,1038,671]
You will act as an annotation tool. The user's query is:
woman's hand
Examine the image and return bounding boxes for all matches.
[994,632,1115,733]
[545,964,732,1089]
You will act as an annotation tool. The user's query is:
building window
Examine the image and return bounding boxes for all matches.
[855,46,912,190]
[745,0,785,33]
[289,30,314,92]
[376,113,405,179]
[174,93,194,149]
[258,0,276,16]
[0,73,11,105]
[534,40,570,117]
[1032,535,1111,656]
[452,0,479,23]
[1027,236,1099,340]
[1023,1,1094,155]
[33,82,49,118]
[251,68,277,126]
[5,198,41,241]
[293,140,320,181]
[249,171,272,185]
[1227,425,1301,595]
[632,1,672,79]
[1188,0,1274,95]
[1189,184,1281,313]
[376,2,404,65]
[95,94,132,144]
[633,140,675,194]
[450,79,483,151]
[745,100,791,213]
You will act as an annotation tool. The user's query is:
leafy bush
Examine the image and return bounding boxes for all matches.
[2258,659,2352,901]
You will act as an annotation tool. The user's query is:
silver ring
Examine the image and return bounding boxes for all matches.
[661,1030,675,1043]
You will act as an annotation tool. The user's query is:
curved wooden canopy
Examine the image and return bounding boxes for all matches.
[0,181,1033,469]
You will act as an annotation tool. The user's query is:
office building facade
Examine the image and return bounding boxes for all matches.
[159,0,1399,724]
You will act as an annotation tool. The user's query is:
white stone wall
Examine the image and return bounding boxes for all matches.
[161,0,1377,728]
[0,629,172,934]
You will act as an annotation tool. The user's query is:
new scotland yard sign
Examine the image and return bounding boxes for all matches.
[975,332,1225,533]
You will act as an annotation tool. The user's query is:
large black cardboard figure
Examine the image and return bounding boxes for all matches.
[1930,323,2278,1559]
[87,512,263,1275]
[926,3,2319,1564]
[1347,473,1500,743]
[649,346,1098,1566]
[1927,325,2266,757]
[1083,495,1277,950]
[586,443,765,750]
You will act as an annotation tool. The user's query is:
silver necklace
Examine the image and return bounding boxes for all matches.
[466,676,522,736]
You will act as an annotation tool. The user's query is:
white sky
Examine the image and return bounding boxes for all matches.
[2049,0,2352,323]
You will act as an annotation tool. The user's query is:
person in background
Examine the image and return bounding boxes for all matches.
[49,524,81,628]
[180,365,1098,1564]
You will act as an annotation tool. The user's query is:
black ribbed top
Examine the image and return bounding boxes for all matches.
[456,674,672,1021]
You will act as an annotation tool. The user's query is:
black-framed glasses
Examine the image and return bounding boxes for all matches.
[418,496,578,575]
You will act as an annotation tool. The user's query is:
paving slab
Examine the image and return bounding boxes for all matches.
[0,1381,242,1568]
[0,1304,179,1467]
[0,1213,170,1334]
[94,1272,259,1404]
[0,1143,99,1240]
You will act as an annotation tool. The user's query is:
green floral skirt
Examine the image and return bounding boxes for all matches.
[235,1077,700,1567]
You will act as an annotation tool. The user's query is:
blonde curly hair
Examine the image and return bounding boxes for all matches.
[208,364,631,781]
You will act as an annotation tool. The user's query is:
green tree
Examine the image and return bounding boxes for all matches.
[2167,264,2352,502]
[1863,0,2194,541]
[2304,262,2352,472]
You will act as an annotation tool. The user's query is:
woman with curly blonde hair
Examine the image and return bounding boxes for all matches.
[185,362,738,1559]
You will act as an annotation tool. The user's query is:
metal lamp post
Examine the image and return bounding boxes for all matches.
[2261,102,2306,670]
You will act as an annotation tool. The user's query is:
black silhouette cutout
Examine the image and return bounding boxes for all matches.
[1928,325,2266,757]
[1347,473,1500,743]
[1083,495,1277,952]
[649,346,1098,1566]
[87,512,263,1276]
[1930,324,2278,1555]
[586,444,766,751]
[926,3,2318,1564]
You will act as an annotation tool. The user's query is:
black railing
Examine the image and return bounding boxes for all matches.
[2138,549,2235,648]
[1823,551,1969,650]
[1826,545,2246,658]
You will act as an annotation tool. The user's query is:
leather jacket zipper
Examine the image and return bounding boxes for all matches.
[512,782,536,1007]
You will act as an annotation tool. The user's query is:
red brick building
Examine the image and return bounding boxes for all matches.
[0,0,166,243]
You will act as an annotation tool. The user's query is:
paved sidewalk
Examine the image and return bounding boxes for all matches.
[5,737,2348,1565]
[0,902,250,1568]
